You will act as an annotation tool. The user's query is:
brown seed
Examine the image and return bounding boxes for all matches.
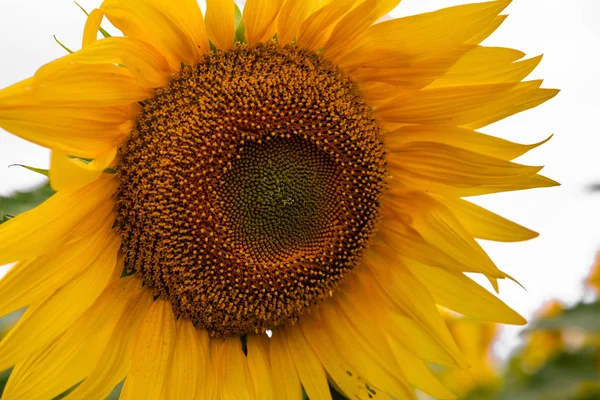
[115,43,385,336]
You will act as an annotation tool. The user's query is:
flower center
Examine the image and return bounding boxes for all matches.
[115,43,385,336]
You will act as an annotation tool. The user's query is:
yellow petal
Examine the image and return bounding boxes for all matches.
[50,148,116,191]
[386,142,559,196]
[348,45,534,91]
[277,0,318,45]
[194,330,211,400]
[0,100,136,157]
[34,64,151,107]
[465,84,559,129]
[436,195,538,242]
[347,47,468,87]
[357,81,411,106]
[467,14,507,45]
[323,0,400,60]
[0,213,114,318]
[66,284,153,400]
[375,81,532,125]
[83,8,106,47]
[247,334,274,400]
[5,44,155,109]
[120,298,177,400]
[101,0,210,69]
[383,125,551,161]
[299,315,378,400]
[0,233,120,371]
[165,319,203,400]
[217,337,255,400]
[0,176,117,265]
[296,0,357,51]
[388,340,456,400]
[0,72,139,157]
[385,191,505,278]
[405,259,525,324]
[318,301,415,400]
[374,219,471,276]
[49,36,172,88]
[204,341,220,400]
[363,252,466,369]
[1,339,57,398]
[2,277,142,400]
[270,329,303,400]
[388,312,460,368]
[205,0,235,50]
[334,293,420,398]
[337,0,510,70]
[0,70,138,157]
[286,325,332,400]
[243,0,285,45]
[428,47,539,88]
[340,274,458,368]
[336,282,406,366]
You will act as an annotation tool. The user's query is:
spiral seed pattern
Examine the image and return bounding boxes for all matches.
[116,43,385,336]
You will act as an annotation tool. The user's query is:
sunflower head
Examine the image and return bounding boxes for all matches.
[115,42,386,336]
[0,0,558,399]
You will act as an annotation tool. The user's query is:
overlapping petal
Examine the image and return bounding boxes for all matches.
[99,0,210,69]
[206,0,236,50]
[337,1,511,70]
[0,233,120,371]
[386,142,558,196]
[277,0,318,45]
[243,0,285,45]
[0,214,114,317]
[0,176,117,265]
[270,330,303,400]
[1,277,143,400]
[120,298,177,400]
[296,0,357,51]
[66,285,153,400]
[164,319,206,400]
[0,77,138,157]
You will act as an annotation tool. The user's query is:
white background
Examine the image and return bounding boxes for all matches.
[0,0,599,358]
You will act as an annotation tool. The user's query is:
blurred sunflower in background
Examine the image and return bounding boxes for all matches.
[496,259,600,400]
[435,312,501,399]
[520,300,567,372]
[0,0,557,399]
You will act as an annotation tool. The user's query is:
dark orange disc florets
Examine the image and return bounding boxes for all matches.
[115,43,385,336]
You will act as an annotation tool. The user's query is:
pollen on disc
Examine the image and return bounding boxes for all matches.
[115,43,386,336]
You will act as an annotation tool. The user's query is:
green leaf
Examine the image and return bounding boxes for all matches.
[330,385,347,400]
[53,35,74,54]
[234,3,243,29]
[526,301,600,333]
[0,183,55,223]
[499,348,600,400]
[8,164,49,177]
[234,3,246,44]
[0,367,12,398]
[463,387,501,400]
[0,212,10,224]
[74,1,111,38]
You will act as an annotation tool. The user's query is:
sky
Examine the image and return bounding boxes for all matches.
[0,0,599,359]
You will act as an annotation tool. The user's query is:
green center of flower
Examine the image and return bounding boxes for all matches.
[115,43,385,336]
[218,136,343,264]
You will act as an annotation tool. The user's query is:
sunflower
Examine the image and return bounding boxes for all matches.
[0,0,557,399]
[436,311,501,397]
[586,252,600,296]
[520,300,566,372]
